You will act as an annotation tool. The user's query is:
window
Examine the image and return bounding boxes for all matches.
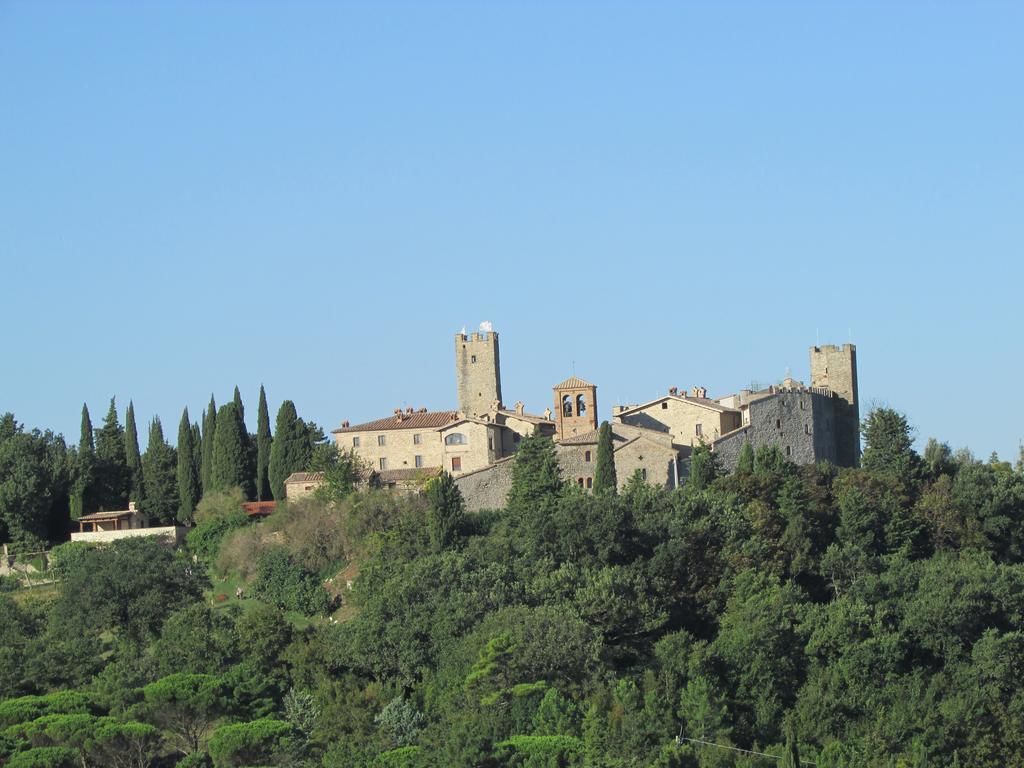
[785,446,792,456]
[445,433,466,445]
[578,478,584,487]
[586,477,593,489]
[415,455,423,468]
[562,395,573,417]
[576,394,586,416]
[488,437,494,451]
[804,424,811,435]
[661,401,668,409]
[379,457,387,470]
[352,436,360,447]
[799,400,805,410]
[584,450,592,462]
[413,433,421,445]
[451,456,462,472]
[641,468,647,480]
[471,355,477,363]
[775,419,781,429]
[513,433,521,443]
[377,434,386,446]
[695,424,703,437]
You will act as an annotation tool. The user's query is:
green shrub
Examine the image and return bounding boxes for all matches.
[187,512,250,561]
[208,718,298,767]
[251,548,333,616]
[0,574,20,592]
[47,542,94,581]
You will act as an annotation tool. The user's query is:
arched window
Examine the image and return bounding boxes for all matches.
[444,433,466,446]
[576,394,586,416]
[562,395,573,417]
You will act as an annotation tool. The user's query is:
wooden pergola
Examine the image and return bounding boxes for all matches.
[76,510,134,532]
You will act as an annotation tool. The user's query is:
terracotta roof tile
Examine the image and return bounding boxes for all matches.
[553,376,595,390]
[284,472,325,483]
[333,410,459,434]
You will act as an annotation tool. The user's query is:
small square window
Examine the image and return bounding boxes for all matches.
[379,457,387,470]
[471,355,477,363]
[413,433,421,445]
[695,424,703,437]
[378,435,386,446]
[661,401,669,409]
[415,455,423,468]
[452,456,462,472]
[352,436,360,447]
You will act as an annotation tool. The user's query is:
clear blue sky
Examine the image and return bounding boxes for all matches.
[2,1,1021,461]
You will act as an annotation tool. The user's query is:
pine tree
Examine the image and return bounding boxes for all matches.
[201,395,217,495]
[212,402,252,496]
[176,408,201,523]
[268,400,313,501]
[426,472,465,552]
[256,385,273,501]
[593,421,617,495]
[69,404,95,519]
[94,397,129,511]
[141,417,178,525]
[124,400,144,506]
[503,434,561,518]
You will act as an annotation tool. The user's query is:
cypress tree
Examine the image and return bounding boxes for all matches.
[124,400,144,505]
[507,433,563,514]
[256,385,273,501]
[177,408,201,523]
[69,404,95,519]
[233,385,257,498]
[233,385,245,424]
[426,471,465,552]
[190,422,203,495]
[201,395,217,495]
[736,442,755,475]
[94,397,129,511]
[268,400,313,501]
[141,417,178,525]
[593,421,617,495]
[212,402,252,496]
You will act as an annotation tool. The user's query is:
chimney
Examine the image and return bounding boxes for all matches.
[693,386,707,399]
[341,420,350,428]
[128,501,136,512]
[668,386,678,396]
[515,401,525,415]
[406,406,414,414]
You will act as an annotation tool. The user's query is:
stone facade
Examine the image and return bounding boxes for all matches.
[456,331,502,418]
[284,472,325,501]
[557,423,684,491]
[712,388,839,470]
[454,457,516,512]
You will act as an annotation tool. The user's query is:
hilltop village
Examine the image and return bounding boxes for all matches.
[287,326,860,510]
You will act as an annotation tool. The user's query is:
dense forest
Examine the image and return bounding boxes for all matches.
[2,399,1024,767]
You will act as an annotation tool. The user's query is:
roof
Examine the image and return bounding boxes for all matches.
[498,410,553,425]
[377,467,441,484]
[553,376,595,390]
[333,410,459,434]
[77,510,136,522]
[616,394,739,417]
[243,501,277,516]
[284,471,325,484]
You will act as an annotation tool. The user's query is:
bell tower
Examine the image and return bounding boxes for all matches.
[553,376,598,438]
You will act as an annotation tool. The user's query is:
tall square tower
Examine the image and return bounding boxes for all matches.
[810,344,860,467]
[455,330,502,417]
[553,376,598,438]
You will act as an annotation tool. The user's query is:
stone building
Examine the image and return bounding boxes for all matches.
[613,387,743,447]
[332,327,556,479]
[331,327,860,510]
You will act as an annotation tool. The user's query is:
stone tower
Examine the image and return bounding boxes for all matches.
[810,344,860,467]
[455,330,502,417]
[553,376,597,438]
